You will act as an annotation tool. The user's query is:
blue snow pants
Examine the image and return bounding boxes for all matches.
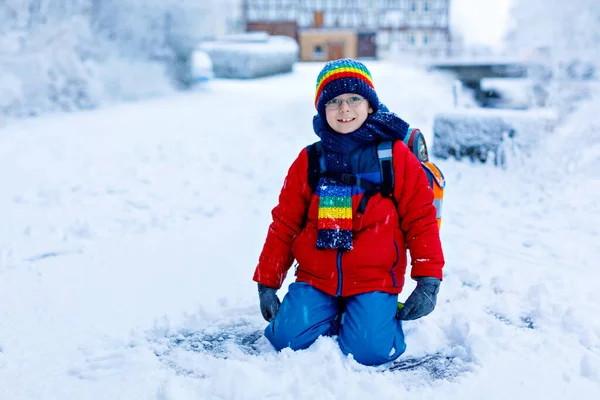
[264,282,407,366]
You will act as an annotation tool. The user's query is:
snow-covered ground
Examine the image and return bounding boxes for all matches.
[1,62,599,399]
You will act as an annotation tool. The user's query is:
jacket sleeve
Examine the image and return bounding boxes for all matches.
[392,141,444,280]
[253,148,312,289]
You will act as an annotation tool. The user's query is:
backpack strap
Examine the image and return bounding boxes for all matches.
[306,141,323,193]
[377,141,394,198]
[357,141,396,214]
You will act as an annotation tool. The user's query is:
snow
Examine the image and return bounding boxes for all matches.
[426,57,528,67]
[480,78,537,109]
[190,50,214,83]
[1,61,600,399]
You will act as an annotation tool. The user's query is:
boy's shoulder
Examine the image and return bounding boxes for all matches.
[391,139,412,158]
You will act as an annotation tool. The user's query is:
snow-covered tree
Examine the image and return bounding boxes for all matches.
[91,0,216,59]
[505,0,600,78]
[0,0,220,120]
[503,0,600,114]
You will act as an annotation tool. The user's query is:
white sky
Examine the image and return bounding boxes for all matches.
[450,0,513,50]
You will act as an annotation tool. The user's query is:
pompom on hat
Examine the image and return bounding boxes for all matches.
[314,58,379,118]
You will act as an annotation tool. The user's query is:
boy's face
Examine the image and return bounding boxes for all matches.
[325,93,373,134]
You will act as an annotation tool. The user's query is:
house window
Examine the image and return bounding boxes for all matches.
[424,1,429,12]
[423,35,429,45]
[409,35,415,45]
[313,45,324,60]
[411,1,417,12]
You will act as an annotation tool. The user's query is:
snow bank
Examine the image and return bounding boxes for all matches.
[198,35,299,79]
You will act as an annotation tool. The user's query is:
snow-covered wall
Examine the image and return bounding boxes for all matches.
[198,34,298,79]
[0,0,219,121]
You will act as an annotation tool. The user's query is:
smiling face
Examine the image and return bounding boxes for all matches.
[325,93,374,134]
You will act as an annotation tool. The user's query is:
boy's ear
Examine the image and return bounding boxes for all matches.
[367,100,374,114]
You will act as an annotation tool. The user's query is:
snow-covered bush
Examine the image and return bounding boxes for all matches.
[198,34,298,79]
[432,108,558,165]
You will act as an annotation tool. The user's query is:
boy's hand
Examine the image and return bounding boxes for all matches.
[396,277,441,320]
[258,283,281,322]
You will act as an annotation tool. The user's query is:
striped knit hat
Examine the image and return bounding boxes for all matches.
[315,58,379,118]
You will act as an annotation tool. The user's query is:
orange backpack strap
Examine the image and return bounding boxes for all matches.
[421,161,446,189]
[421,161,445,229]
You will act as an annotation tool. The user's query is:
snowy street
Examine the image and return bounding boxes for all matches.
[1,62,599,399]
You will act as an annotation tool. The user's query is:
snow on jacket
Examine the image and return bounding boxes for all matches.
[253,140,444,297]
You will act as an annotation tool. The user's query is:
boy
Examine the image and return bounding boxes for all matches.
[253,58,444,366]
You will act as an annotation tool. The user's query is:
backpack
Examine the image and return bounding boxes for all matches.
[306,128,446,229]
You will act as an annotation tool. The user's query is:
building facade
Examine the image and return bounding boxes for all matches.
[242,0,451,59]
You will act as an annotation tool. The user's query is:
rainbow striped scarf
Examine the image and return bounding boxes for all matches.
[316,177,353,250]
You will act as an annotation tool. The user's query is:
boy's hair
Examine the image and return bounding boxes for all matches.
[314,58,380,119]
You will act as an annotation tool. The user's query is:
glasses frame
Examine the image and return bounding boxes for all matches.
[325,95,366,110]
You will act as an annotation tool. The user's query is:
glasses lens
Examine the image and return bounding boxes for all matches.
[347,96,364,106]
[326,99,342,109]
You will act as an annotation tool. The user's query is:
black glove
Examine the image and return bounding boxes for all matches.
[397,277,441,321]
[258,283,281,322]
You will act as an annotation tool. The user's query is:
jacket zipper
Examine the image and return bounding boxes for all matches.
[336,249,343,296]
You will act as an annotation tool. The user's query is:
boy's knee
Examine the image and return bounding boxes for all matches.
[264,320,317,352]
[263,282,340,352]
[339,323,406,366]
[341,338,401,366]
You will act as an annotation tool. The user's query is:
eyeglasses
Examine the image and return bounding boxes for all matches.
[325,95,366,110]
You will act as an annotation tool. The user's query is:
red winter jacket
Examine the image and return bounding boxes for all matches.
[253,140,444,297]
